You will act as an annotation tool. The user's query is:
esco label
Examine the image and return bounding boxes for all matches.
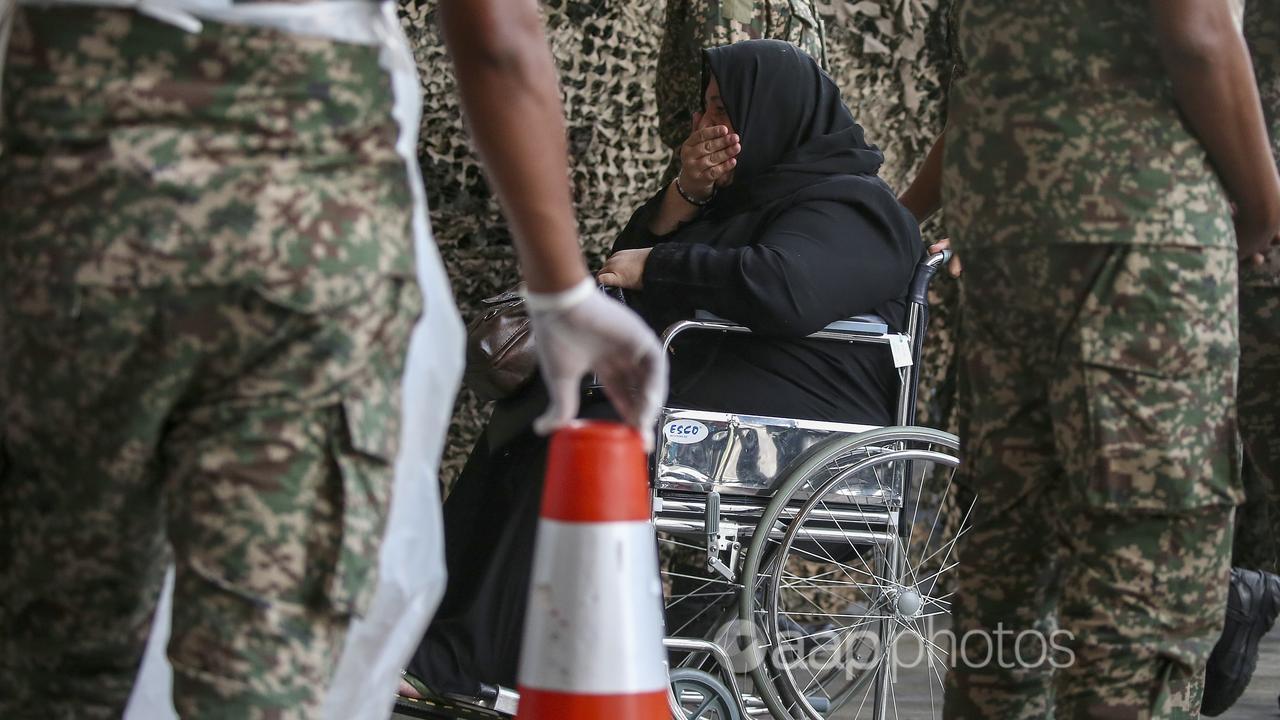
[663,420,709,444]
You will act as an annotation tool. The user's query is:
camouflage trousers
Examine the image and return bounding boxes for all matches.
[1231,286,1280,574]
[944,245,1240,719]
[0,9,417,719]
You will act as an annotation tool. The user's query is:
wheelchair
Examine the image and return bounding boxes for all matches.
[392,250,963,720]
[656,249,964,720]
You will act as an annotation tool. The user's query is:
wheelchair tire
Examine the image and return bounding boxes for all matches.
[669,667,743,720]
[736,426,963,720]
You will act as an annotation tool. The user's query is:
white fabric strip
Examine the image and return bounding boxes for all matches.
[321,5,462,719]
[518,519,668,695]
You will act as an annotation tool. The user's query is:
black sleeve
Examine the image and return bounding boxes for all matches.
[640,200,917,336]
[611,185,707,252]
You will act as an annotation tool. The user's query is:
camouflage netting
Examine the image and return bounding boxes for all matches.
[397,0,959,491]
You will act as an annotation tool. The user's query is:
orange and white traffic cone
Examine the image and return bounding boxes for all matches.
[515,421,668,719]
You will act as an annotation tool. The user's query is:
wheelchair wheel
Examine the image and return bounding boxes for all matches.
[668,668,743,720]
[738,427,966,720]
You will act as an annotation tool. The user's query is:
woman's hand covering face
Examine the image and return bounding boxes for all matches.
[678,114,741,200]
[597,248,653,290]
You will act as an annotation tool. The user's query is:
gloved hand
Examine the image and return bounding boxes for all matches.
[524,279,668,450]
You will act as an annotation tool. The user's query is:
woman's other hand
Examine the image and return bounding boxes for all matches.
[928,238,963,277]
[678,111,741,200]
[597,248,653,289]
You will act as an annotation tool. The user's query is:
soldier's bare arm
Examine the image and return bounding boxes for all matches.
[897,130,962,276]
[1152,0,1280,259]
[898,129,945,224]
[438,0,588,294]
[439,0,668,444]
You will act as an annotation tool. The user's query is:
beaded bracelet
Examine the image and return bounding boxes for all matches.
[674,175,714,206]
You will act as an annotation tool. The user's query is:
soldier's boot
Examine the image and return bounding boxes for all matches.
[1200,567,1280,716]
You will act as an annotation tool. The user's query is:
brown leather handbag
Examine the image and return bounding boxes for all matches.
[464,285,537,401]
[464,283,626,401]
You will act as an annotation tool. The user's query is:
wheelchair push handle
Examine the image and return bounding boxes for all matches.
[907,249,951,307]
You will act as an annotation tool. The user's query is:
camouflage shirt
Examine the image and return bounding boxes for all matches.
[656,0,825,153]
[942,1,1235,250]
[1245,0,1280,287]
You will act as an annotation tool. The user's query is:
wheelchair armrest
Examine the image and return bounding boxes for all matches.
[691,310,887,335]
[824,314,889,335]
[907,249,952,306]
[663,312,890,354]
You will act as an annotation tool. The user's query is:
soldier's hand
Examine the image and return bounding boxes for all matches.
[678,112,740,200]
[1249,230,1280,267]
[525,280,668,451]
[928,238,963,277]
[1234,204,1280,260]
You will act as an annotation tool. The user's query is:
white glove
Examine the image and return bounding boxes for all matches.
[524,279,668,450]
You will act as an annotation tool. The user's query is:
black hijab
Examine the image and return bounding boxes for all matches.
[625,38,910,265]
[703,39,886,215]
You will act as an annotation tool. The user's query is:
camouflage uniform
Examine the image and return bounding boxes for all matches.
[941,3,1241,717]
[0,9,417,719]
[1231,0,1280,577]
[656,0,826,156]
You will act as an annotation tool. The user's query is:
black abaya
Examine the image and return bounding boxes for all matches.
[407,39,922,695]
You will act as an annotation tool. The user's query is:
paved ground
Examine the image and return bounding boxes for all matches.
[851,624,1280,720]
[391,625,1280,719]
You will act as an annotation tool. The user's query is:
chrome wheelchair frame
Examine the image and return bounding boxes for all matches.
[654,250,964,720]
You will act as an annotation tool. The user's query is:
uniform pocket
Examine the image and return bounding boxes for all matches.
[1077,310,1240,512]
[324,278,418,615]
[327,390,399,616]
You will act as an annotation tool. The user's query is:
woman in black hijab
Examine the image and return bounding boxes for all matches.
[402,39,921,701]
[601,38,920,425]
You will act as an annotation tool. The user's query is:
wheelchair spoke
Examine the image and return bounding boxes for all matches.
[660,568,738,584]
[905,455,928,594]
[777,609,894,622]
[867,460,919,590]
[661,571,739,609]
[889,655,901,720]
[781,567,868,585]
[904,620,951,706]
[909,461,963,589]
[781,620,879,646]
[780,569,882,591]
[798,629,859,702]
[909,493,975,598]
[928,591,954,607]
[908,560,960,595]
[817,496,906,620]
[778,579,870,621]
[667,589,741,600]
[786,544,884,588]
